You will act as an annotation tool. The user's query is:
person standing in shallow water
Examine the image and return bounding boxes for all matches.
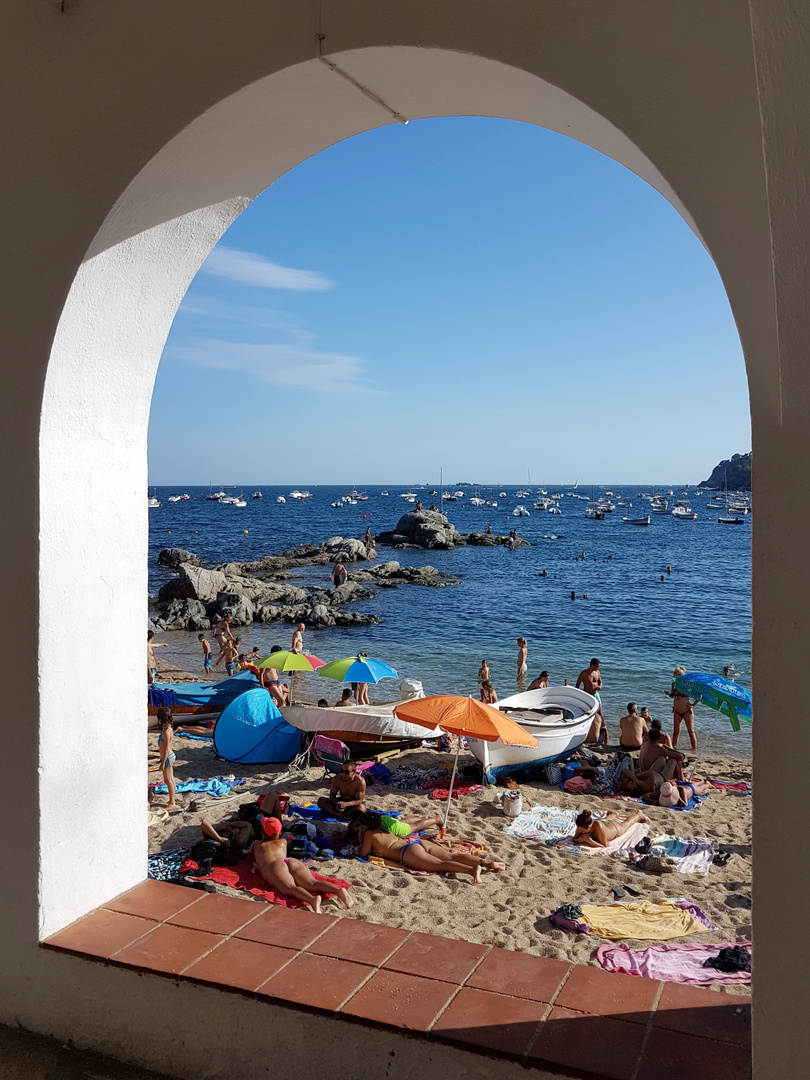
[516,638,528,685]
[291,622,305,653]
[668,665,699,750]
[478,660,490,686]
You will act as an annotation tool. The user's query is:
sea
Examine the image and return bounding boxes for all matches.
[149,485,752,759]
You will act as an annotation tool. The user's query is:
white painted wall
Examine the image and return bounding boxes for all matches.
[0,2,805,1076]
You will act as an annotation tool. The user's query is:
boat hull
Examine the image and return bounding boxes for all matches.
[466,686,598,783]
[280,700,440,754]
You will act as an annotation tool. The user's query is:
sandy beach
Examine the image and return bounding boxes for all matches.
[148,677,752,996]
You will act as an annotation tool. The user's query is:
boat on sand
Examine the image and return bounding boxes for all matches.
[281,680,440,754]
[466,685,599,783]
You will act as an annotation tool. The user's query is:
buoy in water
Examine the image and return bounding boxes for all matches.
[244,530,248,534]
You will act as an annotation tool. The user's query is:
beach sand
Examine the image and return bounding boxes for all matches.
[148,722,751,994]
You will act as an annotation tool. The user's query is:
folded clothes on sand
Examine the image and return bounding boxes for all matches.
[551,898,715,940]
[503,803,579,843]
[149,777,245,798]
[597,940,752,985]
[204,858,351,908]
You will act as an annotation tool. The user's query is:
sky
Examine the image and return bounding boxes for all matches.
[148,117,750,486]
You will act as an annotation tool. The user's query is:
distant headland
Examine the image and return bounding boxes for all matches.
[700,452,751,490]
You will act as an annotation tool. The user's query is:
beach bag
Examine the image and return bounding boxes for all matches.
[543,763,563,785]
[500,791,523,817]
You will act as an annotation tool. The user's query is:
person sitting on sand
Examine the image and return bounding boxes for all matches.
[251,817,353,913]
[638,727,684,772]
[643,778,713,807]
[528,670,549,690]
[572,809,649,848]
[156,707,178,811]
[621,754,683,797]
[640,710,672,746]
[335,687,354,707]
[480,679,498,704]
[317,760,366,818]
[200,790,285,850]
[619,702,648,750]
[259,644,290,706]
[357,814,505,881]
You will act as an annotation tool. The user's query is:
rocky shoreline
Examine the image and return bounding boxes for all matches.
[148,509,526,634]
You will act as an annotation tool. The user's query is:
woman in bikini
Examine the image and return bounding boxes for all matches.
[251,817,353,913]
[357,815,506,881]
[668,666,698,750]
[212,613,233,663]
[572,809,649,848]
[156,707,178,811]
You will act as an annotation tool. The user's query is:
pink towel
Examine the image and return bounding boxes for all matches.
[597,941,752,985]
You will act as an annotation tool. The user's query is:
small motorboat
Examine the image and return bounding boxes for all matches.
[718,515,745,524]
[486,500,499,507]
[672,504,698,520]
[331,501,343,508]
[466,685,599,783]
[547,505,561,515]
[623,515,651,525]
[585,504,605,520]
[147,496,161,508]
[276,495,286,503]
[252,491,262,499]
[513,505,530,517]
[469,496,485,506]
[168,494,182,503]
[499,492,507,499]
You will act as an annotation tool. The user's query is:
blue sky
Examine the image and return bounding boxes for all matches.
[149,117,750,486]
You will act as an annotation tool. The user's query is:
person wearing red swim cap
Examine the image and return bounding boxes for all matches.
[251,817,354,913]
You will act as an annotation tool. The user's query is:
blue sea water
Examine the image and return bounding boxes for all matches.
[149,485,751,758]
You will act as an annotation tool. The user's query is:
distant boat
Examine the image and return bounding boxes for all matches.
[486,500,499,507]
[168,494,182,503]
[672,492,697,520]
[276,495,286,503]
[331,501,343,508]
[513,505,530,517]
[499,492,507,499]
[585,504,605,520]
[380,490,389,496]
[547,505,561,515]
[207,487,226,501]
[252,491,262,499]
[718,515,745,525]
[148,495,161,508]
[623,515,651,525]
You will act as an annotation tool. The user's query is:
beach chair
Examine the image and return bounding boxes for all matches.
[311,734,350,778]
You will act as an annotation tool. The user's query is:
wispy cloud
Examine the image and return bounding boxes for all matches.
[164,339,383,395]
[176,297,317,346]
[200,247,332,291]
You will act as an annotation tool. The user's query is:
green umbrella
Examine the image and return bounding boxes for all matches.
[317,654,398,684]
[256,650,318,673]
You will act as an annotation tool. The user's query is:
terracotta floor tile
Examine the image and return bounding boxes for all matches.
[44,910,157,960]
[259,953,374,1011]
[184,937,296,992]
[341,969,457,1031]
[111,922,222,975]
[638,1027,752,1080]
[654,982,751,1045]
[166,893,265,936]
[381,932,488,984]
[307,919,410,967]
[554,962,660,1023]
[467,948,570,1003]
[432,986,546,1057]
[104,880,203,922]
[234,906,333,951]
[530,1006,646,1080]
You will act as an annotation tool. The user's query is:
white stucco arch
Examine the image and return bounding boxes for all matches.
[7,4,809,1075]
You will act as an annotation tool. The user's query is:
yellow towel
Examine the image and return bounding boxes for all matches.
[579,900,707,940]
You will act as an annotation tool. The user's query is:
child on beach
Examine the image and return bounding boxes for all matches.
[480,679,498,705]
[198,633,212,673]
[478,660,490,685]
[156,707,178,811]
[219,637,240,676]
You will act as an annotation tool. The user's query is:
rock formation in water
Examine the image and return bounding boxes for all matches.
[700,452,751,490]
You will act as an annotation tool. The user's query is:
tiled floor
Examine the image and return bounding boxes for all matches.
[44,880,752,1080]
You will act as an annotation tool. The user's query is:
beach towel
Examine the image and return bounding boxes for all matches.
[555,821,649,857]
[149,777,246,798]
[148,687,178,708]
[289,803,399,822]
[172,731,214,743]
[425,781,482,800]
[707,779,750,794]
[648,835,718,875]
[204,859,351,908]
[597,941,752,986]
[551,898,714,940]
[502,803,578,842]
[148,848,190,881]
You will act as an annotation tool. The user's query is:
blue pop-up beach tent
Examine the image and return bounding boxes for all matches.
[213,688,301,764]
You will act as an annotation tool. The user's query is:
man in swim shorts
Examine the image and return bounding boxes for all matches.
[317,760,367,818]
[619,702,647,750]
[577,658,606,743]
[251,817,353,913]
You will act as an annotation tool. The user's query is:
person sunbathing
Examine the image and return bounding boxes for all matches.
[251,817,353,913]
[621,753,683,796]
[573,809,649,848]
[356,813,505,881]
[644,778,713,807]
[347,808,444,839]
[200,790,285,850]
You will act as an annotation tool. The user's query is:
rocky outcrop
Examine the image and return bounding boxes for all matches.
[376,510,461,550]
[210,592,254,626]
[700,452,751,490]
[157,548,200,569]
[179,563,227,602]
[323,536,374,561]
[161,599,210,631]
